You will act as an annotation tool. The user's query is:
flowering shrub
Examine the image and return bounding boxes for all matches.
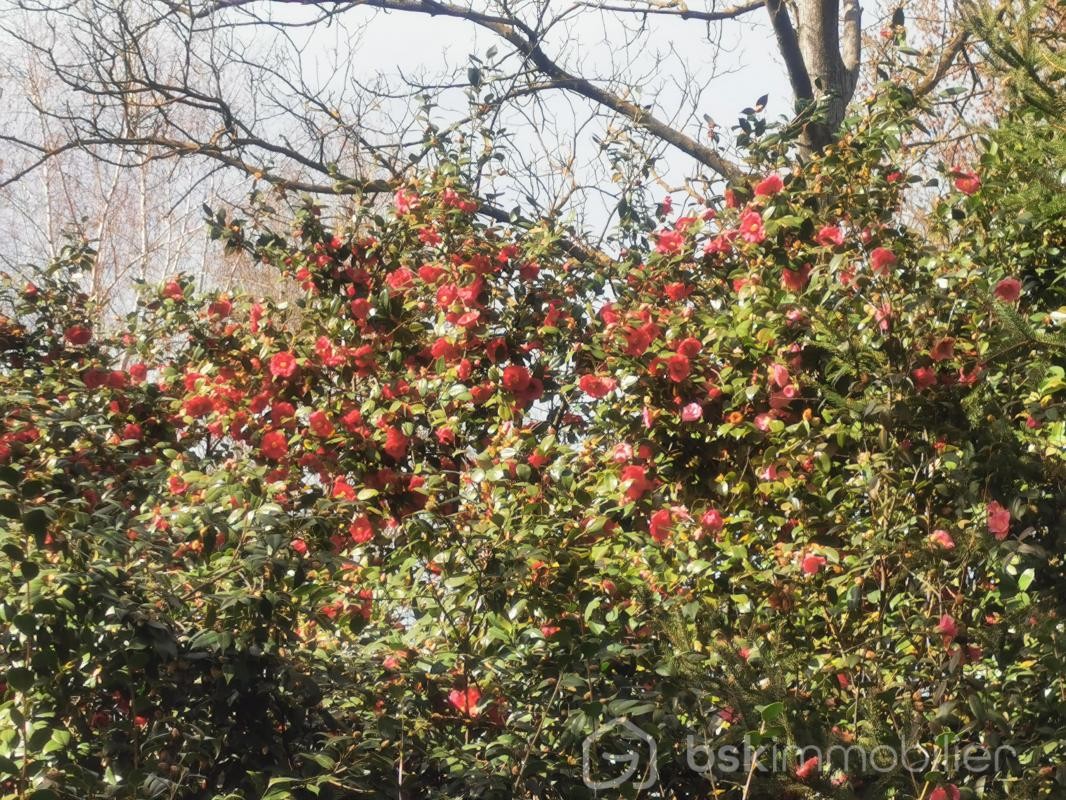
[1,91,1064,799]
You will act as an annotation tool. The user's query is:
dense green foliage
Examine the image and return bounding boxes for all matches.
[0,84,1064,800]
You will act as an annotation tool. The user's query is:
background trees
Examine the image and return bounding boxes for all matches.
[1,0,996,303]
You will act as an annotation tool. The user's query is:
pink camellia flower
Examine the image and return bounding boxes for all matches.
[754,173,784,197]
[801,553,827,575]
[816,225,845,247]
[875,302,893,333]
[655,229,685,256]
[447,686,481,717]
[869,247,897,275]
[930,785,961,800]
[269,351,298,379]
[936,613,958,643]
[953,168,981,195]
[912,367,937,390]
[769,363,790,388]
[681,402,703,422]
[738,210,766,244]
[930,337,955,363]
[578,374,617,398]
[929,529,956,550]
[700,508,724,533]
[394,188,420,214]
[987,500,1011,540]
[648,508,673,542]
[795,756,820,781]
[994,277,1021,303]
[611,443,634,463]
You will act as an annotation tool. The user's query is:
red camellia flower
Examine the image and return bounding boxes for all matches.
[621,326,653,356]
[801,553,827,575]
[676,337,702,357]
[994,277,1021,303]
[987,500,1011,540]
[754,173,784,197]
[383,426,409,461]
[700,508,724,533]
[912,367,937,390]
[64,324,92,346]
[953,168,981,195]
[270,352,298,379]
[816,225,844,247]
[666,353,691,382]
[309,410,335,438]
[386,267,415,292]
[780,264,811,292]
[162,280,184,301]
[648,508,672,542]
[578,374,617,398]
[332,476,357,501]
[869,247,897,275]
[447,686,481,717]
[738,210,766,244]
[501,364,532,394]
[349,515,374,544]
[208,298,232,317]
[183,395,214,418]
[930,785,961,800]
[930,337,955,362]
[122,423,143,441]
[260,430,288,461]
[621,465,652,501]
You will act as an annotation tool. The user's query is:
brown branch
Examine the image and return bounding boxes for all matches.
[576,0,765,23]
[186,0,744,181]
[912,28,971,99]
[764,0,813,103]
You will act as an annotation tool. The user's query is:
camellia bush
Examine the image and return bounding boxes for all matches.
[1,85,1064,800]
